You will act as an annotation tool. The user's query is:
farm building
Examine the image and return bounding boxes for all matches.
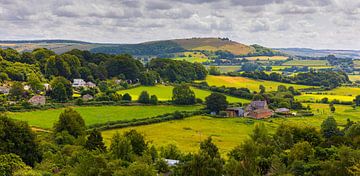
[73,79,87,87]
[28,95,46,106]
[245,100,274,119]
[225,107,244,117]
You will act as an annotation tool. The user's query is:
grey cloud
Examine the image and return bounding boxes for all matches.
[145,1,172,10]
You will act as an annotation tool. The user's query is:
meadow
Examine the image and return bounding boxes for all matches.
[282,60,330,66]
[295,94,354,102]
[117,85,250,103]
[7,105,201,129]
[348,75,360,82]
[173,51,209,63]
[322,87,360,96]
[205,65,241,73]
[353,60,360,68]
[102,115,277,155]
[244,56,288,61]
[205,75,314,92]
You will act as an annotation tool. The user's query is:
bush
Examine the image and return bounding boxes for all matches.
[123,93,132,101]
[150,95,158,105]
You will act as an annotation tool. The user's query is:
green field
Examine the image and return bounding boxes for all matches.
[7,105,201,129]
[117,85,249,103]
[102,116,276,155]
[354,60,360,68]
[173,52,209,63]
[102,103,360,155]
[283,60,330,66]
[206,75,315,92]
[322,87,360,96]
[245,56,288,61]
[295,94,354,102]
[205,66,241,73]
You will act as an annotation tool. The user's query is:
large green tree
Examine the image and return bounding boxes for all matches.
[172,84,196,105]
[85,129,106,152]
[54,108,86,138]
[205,93,228,113]
[50,76,73,102]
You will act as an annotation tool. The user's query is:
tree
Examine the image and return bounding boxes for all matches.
[290,141,314,161]
[123,93,132,101]
[354,95,360,106]
[27,74,43,92]
[110,132,133,161]
[50,76,73,102]
[208,66,221,76]
[0,116,41,166]
[321,116,340,138]
[205,93,228,113]
[54,108,86,138]
[200,137,220,159]
[138,91,150,104]
[150,95,158,105]
[124,130,147,156]
[330,104,336,113]
[172,84,196,105]
[71,151,111,176]
[139,71,159,86]
[0,72,9,82]
[277,85,287,92]
[9,82,25,100]
[0,154,28,176]
[259,85,265,94]
[85,129,106,152]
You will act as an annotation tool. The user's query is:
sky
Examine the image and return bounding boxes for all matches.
[0,0,359,49]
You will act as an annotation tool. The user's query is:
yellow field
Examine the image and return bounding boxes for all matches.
[206,75,315,92]
[173,52,209,63]
[295,94,354,102]
[348,75,360,82]
[322,87,360,96]
[283,60,330,66]
[245,56,288,61]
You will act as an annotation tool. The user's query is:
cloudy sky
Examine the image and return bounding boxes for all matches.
[0,0,359,49]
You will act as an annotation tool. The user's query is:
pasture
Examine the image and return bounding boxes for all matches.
[117,85,249,103]
[245,56,288,61]
[205,66,241,73]
[173,52,209,63]
[102,116,277,155]
[7,105,201,129]
[354,60,360,68]
[348,75,360,82]
[322,87,360,96]
[282,60,330,66]
[206,75,314,92]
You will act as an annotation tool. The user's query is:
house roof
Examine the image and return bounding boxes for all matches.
[253,108,273,114]
[275,108,290,112]
[249,101,267,109]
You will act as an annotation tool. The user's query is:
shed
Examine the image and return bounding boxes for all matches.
[225,107,244,117]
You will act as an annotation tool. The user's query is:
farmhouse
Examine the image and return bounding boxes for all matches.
[225,107,244,117]
[73,79,87,87]
[245,100,274,119]
[28,95,46,106]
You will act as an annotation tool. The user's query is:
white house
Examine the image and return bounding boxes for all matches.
[72,79,87,87]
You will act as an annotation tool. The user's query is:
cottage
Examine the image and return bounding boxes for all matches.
[245,100,273,119]
[225,107,244,117]
[0,86,10,95]
[82,94,94,101]
[28,95,46,106]
[72,79,86,87]
[164,159,180,167]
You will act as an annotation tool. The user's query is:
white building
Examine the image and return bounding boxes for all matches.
[72,79,87,87]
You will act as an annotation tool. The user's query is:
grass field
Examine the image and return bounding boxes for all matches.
[206,75,315,92]
[283,60,330,66]
[353,60,360,68]
[117,85,249,103]
[7,105,201,129]
[295,94,354,102]
[245,56,288,61]
[173,52,209,63]
[102,116,276,155]
[205,66,241,73]
[322,87,360,96]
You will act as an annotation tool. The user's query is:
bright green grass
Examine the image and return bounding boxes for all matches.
[206,75,315,92]
[173,52,209,63]
[322,87,360,96]
[283,60,330,66]
[117,85,249,103]
[295,94,354,102]
[7,105,201,129]
[102,116,277,155]
[271,66,292,71]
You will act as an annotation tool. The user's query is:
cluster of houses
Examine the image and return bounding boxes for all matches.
[0,79,98,106]
[225,100,291,119]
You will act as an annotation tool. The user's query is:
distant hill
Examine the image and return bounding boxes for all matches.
[0,37,265,56]
[276,48,360,59]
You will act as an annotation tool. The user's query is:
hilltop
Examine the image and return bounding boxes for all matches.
[0,37,276,57]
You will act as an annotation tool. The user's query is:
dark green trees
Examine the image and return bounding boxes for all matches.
[50,76,73,102]
[138,91,150,104]
[139,71,159,86]
[9,82,25,100]
[172,84,195,105]
[0,116,41,166]
[122,93,132,101]
[205,93,228,113]
[85,129,106,151]
[321,116,340,138]
[54,108,86,138]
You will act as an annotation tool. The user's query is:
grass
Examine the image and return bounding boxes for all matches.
[295,94,354,102]
[206,75,315,92]
[245,56,288,61]
[205,66,241,73]
[353,60,360,68]
[7,105,201,129]
[322,87,360,96]
[117,85,250,103]
[102,116,276,155]
[173,52,209,63]
[283,60,330,66]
